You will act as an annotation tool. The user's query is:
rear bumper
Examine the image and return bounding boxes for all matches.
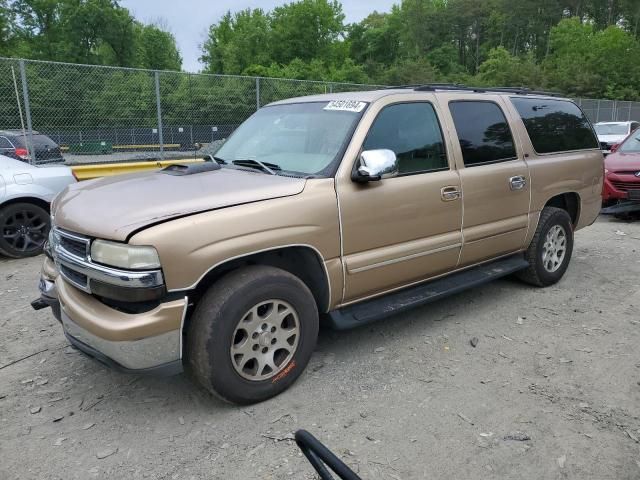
[37,257,186,374]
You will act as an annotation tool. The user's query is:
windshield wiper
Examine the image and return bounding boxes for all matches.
[232,159,281,175]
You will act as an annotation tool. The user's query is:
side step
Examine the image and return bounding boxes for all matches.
[326,254,529,330]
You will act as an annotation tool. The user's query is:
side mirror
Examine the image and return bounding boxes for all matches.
[353,149,399,183]
[610,143,620,153]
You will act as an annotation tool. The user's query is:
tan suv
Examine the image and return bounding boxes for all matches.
[34,86,603,404]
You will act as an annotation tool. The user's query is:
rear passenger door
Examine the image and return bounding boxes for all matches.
[440,95,531,266]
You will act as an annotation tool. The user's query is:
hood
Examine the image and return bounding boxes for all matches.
[53,166,306,241]
[605,151,640,173]
[597,134,627,145]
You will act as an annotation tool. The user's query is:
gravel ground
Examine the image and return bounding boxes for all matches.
[1,216,639,480]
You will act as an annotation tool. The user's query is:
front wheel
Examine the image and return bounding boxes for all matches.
[517,207,574,287]
[186,265,319,404]
[0,202,50,258]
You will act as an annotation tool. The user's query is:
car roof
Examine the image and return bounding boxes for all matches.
[0,129,41,136]
[594,121,633,125]
[268,86,570,107]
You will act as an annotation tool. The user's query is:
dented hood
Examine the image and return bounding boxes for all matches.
[53,167,306,241]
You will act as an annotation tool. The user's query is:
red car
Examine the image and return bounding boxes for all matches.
[603,128,640,205]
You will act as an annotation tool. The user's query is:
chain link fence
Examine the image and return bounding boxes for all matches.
[0,57,384,165]
[0,57,638,165]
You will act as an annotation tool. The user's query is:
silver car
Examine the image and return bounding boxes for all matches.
[0,155,76,258]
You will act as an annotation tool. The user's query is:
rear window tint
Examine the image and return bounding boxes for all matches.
[511,98,598,153]
[449,101,517,166]
[29,135,57,147]
[9,134,57,148]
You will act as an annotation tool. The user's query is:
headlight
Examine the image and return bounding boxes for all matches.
[90,240,160,270]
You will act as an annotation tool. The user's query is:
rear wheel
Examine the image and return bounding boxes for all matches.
[186,265,319,404]
[0,202,50,258]
[517,207,574,287]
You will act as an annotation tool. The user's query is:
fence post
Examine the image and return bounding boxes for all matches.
[18,60,35,165]
[256,77,261,111]
[154,71,164,160]
[596,100,601,123]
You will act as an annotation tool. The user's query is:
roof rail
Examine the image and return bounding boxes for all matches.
[413,84,564,97]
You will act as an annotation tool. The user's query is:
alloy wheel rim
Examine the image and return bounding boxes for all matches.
[230,299,300,381]
[542,224,567,273]
[2,208,48,253]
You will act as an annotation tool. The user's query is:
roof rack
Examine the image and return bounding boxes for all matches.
[385,83,465,90]
[412,84,563,97]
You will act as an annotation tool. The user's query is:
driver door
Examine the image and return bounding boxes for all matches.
[336,99,463,303]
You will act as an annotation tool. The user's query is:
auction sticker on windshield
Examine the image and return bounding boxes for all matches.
[324,100,367,112]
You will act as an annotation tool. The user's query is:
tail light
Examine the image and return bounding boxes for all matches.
[14,147,29,160]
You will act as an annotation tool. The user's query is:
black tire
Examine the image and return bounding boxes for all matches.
[517,207,574,287]
[0,202,50,258]
[186,265,319,405]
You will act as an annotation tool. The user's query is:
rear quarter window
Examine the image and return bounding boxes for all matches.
[510,98,598,154]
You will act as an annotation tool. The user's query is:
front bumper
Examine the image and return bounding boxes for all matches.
[603,173,640,202]
[37,257,186,375]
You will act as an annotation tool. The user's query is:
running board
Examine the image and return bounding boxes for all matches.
[326,254,529,330]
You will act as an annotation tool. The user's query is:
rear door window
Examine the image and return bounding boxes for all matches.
[510,98,598,153]
[449,101,517,167]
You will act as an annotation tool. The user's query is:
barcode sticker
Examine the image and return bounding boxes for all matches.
[323,100,367,112]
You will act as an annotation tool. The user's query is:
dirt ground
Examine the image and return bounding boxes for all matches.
[1,216,639,480]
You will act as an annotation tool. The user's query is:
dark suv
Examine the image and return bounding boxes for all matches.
[0,130,64,164]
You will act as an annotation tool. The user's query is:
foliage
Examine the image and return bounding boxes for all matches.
[199,0,640,100]
[0,0,181,70]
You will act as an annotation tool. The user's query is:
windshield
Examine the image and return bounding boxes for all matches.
[619,130,640,153]
[594,123,629,136]
[214,101,365,176]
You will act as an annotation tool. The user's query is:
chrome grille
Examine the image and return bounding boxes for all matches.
[59,235,88,258]
[51,227,164,294]
[53,228,91,291]
[60,264,88,290]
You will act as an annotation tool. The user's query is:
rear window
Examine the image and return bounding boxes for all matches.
[511,98,598,154]
[10,134,57,148]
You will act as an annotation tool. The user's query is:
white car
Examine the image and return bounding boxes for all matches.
[0,155,76,258]
[594,121,640,153]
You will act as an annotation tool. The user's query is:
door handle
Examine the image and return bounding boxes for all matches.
[441,186,461,201]
[509,175,527,191]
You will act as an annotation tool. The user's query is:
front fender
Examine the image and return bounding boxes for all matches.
[129,179,343,303]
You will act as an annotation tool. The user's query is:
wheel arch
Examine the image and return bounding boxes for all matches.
[543,192,580,228]
[0,196,50,213]
[187,245,331,314]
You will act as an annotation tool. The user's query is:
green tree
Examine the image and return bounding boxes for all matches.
[134,24,182,71]
[269,0,344,64]
[200,9,270,75]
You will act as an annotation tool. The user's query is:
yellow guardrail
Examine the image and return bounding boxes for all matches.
[71,159,204,181]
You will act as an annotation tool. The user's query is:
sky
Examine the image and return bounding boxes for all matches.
[120,0,396,72]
